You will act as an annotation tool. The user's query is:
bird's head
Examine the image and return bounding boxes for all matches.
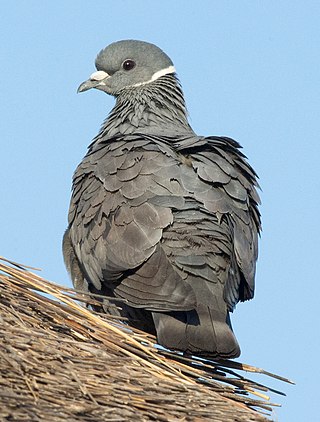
[78,40,176,96]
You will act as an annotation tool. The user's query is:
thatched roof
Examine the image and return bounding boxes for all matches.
[0,257,292,421]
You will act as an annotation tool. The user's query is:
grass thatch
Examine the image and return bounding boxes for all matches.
[0,257,293,421]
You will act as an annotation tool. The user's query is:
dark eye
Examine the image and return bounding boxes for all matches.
[122,59,136,71]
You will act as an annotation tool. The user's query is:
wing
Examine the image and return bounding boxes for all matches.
[67,133,260,315]
[67,135,196,312]
[173,135,261,310]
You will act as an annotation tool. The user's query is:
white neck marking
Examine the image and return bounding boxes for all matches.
[151,65,176,81]
[131,65,176,87]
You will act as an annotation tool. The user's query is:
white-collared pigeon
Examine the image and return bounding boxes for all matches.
[63,40,261,359]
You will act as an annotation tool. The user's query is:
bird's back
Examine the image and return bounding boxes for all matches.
[64,132,260,358]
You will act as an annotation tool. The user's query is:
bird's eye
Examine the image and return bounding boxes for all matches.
[122,59,136,71]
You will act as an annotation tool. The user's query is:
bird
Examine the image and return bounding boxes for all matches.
[63,40,261,359]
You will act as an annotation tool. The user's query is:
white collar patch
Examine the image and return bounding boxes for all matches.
[131,65,176,87]
[151,65,176,81]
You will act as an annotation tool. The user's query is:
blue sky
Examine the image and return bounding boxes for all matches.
[1,1,319,420]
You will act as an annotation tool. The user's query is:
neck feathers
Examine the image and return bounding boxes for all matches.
[97,74,192,138]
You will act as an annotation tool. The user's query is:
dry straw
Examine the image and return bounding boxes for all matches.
[0,257,293,421]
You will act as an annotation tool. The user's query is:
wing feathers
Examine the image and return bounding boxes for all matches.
[66,134,260,353]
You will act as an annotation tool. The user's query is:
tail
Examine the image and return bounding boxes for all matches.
[152,304,240,359]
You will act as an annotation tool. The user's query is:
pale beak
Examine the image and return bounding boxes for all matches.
[77,70,110,93]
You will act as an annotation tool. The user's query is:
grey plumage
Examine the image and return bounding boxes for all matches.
[63,40,261,358]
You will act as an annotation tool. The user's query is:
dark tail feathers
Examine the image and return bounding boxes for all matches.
[152,304,240,359]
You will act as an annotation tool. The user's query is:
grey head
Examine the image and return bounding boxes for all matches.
[78,40,176,96]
